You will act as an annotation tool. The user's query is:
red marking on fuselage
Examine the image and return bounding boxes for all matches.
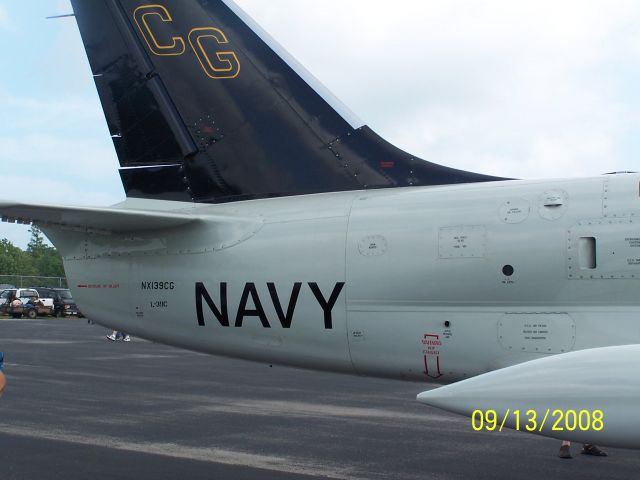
[423,333,443,379]
[76,284,120,289]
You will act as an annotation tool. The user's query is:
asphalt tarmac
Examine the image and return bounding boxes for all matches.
[0,318,638,480]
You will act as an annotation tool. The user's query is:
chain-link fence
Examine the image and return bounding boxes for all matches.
[0,275,68,289]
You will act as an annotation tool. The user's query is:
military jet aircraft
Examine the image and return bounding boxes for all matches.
[1,0,639,448]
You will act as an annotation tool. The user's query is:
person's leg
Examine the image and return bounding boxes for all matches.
[559,441,572,459]
[582,444,607,456]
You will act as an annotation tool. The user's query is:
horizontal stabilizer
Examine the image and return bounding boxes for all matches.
[0,201,203,233]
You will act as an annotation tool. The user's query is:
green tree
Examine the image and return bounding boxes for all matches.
[28,227,65,278]
[0,229,65,279]
[0,238,36,276]
[27,225,48,257]
[33,248,65,278]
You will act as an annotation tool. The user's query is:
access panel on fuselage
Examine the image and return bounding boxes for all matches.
[344,189,506,381]
[343,178,615,382]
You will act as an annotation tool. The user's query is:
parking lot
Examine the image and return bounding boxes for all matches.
[1,318,638,480]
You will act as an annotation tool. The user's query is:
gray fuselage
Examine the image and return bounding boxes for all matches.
[45,174,640,383]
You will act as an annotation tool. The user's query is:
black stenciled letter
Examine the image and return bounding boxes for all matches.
[268,283,302,329]
[196,282,229,327]
[235,283,270,328]
[308,282,345,329]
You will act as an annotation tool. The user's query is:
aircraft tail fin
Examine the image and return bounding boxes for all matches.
[70,0,503,203]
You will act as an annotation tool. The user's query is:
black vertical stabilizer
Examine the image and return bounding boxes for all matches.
[70,0,504,203]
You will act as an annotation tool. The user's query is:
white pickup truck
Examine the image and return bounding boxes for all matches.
[0,288,54,318]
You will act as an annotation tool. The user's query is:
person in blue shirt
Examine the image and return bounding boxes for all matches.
[0,352,6,398]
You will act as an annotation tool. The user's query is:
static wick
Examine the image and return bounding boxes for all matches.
[45,13,75,20]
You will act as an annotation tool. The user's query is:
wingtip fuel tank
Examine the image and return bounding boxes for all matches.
[417,345,640,449]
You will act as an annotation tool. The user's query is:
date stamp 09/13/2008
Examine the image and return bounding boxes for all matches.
[471,409,604,433]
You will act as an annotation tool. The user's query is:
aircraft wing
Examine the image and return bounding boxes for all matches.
[417,344,640,448]
[0,201,203,234]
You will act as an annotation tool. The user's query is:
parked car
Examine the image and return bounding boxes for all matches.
[33,287,80,317]
[0,288,53,318]
[0,288,40,309]
[2,288,39,300]
[0,289,10,314]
